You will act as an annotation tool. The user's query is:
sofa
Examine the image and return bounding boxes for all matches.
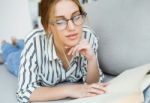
[0,0,150,102]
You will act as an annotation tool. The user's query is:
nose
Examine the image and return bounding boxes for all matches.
[67,20,75,30]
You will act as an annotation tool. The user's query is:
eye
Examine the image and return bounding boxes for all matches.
[55,19,66,25]
[72,15,81,21]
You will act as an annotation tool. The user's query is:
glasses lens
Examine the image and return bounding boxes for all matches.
[55,19,67,30]
[73,15,84,26]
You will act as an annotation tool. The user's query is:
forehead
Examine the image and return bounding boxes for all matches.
[54,0,79,17]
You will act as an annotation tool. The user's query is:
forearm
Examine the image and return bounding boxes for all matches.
[30,85,70,102]
[86,55,100,84]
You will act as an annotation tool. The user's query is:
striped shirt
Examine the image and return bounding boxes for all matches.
[16,26,103,102]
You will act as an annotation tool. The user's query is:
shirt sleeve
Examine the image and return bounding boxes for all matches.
[16,37,41,103]
[92,31,104,82]
[84,27,104,82]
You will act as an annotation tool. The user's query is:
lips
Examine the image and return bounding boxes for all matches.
[66,33,78,40]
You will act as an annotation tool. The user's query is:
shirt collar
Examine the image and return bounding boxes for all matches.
[48,35,59,61]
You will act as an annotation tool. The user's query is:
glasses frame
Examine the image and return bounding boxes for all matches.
[49,12,87,31]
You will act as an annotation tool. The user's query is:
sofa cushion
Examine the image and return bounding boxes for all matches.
[0,64,17,103]
[0,53,4,64]
[83,0,150,75]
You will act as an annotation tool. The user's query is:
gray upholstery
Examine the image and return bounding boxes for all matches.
[0,54,4,64]
[0,64,17,103]
[84,0,150,75]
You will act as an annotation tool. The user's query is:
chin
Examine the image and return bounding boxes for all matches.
[67,41,78,47]
[65,39,80,47]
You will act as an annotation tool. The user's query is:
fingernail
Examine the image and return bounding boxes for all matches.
[100,91,104,94]
[65,46,69,49]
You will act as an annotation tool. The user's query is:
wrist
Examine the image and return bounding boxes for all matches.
[65,84,81,98]
[64,84,76,97]
[87,54,97,61]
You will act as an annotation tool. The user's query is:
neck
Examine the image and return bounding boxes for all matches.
[53,38,73,70]
[53,37,71,55]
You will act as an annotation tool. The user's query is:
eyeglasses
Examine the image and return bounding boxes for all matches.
[49,12,87,31]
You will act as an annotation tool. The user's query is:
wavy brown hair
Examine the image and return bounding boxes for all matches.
[40,0,85,34]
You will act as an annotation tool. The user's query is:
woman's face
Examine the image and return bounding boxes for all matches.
[49,0,83,48]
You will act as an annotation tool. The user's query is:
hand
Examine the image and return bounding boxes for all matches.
[68,82,108,98]
[67,39,95,60]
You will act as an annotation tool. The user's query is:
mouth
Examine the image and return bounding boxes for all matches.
[66,33,78,40]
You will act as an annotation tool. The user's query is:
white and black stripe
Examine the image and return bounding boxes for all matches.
[16,27,103,102]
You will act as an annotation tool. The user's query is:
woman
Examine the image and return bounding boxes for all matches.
[16,0,106,102]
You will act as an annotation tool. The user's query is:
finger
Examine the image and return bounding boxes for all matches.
[90,83,107,92]
[72,45,80,55]
[65,46,70,49]
[97,82,109,87]
[77,46,87,55]
[88,87,105,95]
[78,39,87,45]
[86,92,97,97]
[69,39,89,55]
[77,45,89,52]
[68,44,85,56]
[77,40,91,51]
[67,47,74,55]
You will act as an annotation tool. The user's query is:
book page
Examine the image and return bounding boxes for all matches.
[67,63,150,103]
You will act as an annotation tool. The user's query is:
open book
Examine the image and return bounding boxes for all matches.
[67,64,150,103]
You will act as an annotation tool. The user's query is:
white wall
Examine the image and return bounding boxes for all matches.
[0,0,33,42]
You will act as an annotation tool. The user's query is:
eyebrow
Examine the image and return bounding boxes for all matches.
[55,10,81,19]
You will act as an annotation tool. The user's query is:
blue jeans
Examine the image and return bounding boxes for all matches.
[1,39,24,77]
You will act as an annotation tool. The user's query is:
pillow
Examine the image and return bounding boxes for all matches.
[84,0,150,75]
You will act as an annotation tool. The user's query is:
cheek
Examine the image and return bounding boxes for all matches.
[77,25,83,33]
[56,32,66,43]
[77,26,83,38]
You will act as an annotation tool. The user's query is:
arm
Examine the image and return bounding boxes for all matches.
[30,83,107,102]
[68,37,102,84]
[86,55,100,84]
[30,85,69,102]
[86,33,101,83]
